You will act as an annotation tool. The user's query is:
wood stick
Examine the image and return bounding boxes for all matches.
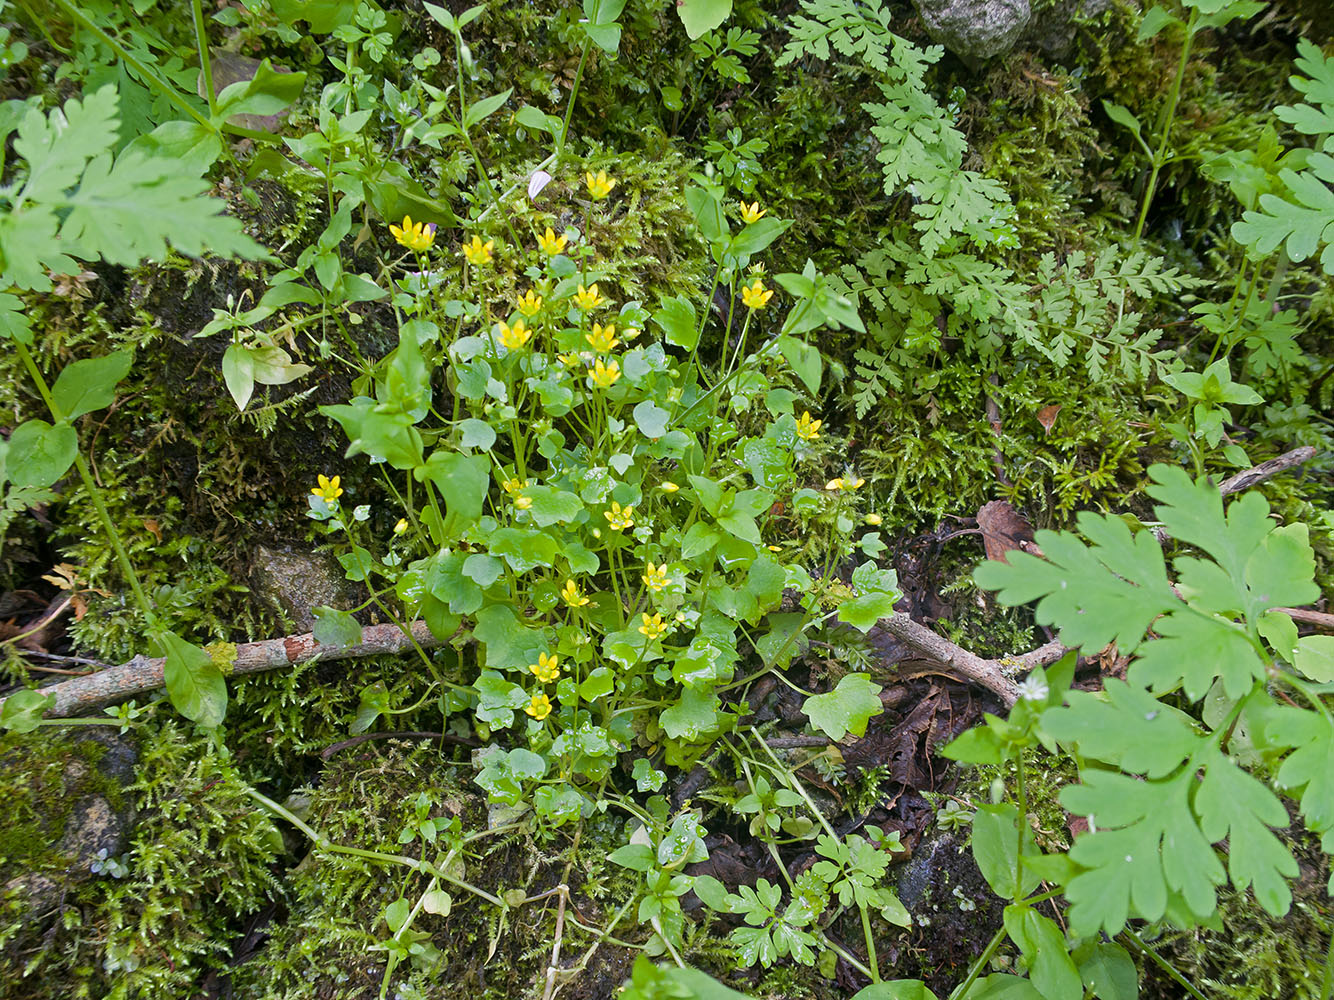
[5,620,441,720]
[1217,445,1318,497]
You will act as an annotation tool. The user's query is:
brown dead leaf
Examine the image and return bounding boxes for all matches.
[1036,404,1062,435]
[977,500,1037,564]
[143,517,163,543]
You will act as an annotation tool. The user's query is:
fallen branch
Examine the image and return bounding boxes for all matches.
[5,620,441,720]
[1217,445,1318,497]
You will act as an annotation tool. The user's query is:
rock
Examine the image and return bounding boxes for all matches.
[1022,0,1112,60]
[912,0,1031,62]
[252,543,353,632]
[1,729,138,920]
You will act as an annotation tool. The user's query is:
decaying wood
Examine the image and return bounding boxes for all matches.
[1217,445,1318,497]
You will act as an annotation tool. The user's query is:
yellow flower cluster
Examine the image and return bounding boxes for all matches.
[530,652,561,683]
[537,227,568,255]
[585,323,619,352]
[740,278,773,310]
[463,235,494,265]
[561,579,591,608]
[585,170,616,200]
[311,474,343,502]
[389,215,436,252]
[643,562,669,593]
[498,319,531,351]
[638,613,667,640]
[604,501,634,531]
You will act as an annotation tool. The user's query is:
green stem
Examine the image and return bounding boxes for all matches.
[558,39,592,155]
[14,342,156,622]
[947,923,1009,1000]
[1133,8,1197,242]
[1121,928,1211,1000]
[859,902,881,982]
[190,0,216,118]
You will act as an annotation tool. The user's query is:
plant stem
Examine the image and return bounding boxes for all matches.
[559,39,592,155]
[947,923,1008,1000]
[190,0,217,118]
[1121,928,1211,1000]
[859,902,881,982]
[13,342,157,623]
[1133,9,1197,242]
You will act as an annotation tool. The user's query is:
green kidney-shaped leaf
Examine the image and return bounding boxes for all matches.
[0,688,55,733]
[803,673,882,740]
[6,419,77,488]
[312,606,363,649]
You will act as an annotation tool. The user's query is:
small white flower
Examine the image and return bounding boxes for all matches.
[1016,675,1049,703]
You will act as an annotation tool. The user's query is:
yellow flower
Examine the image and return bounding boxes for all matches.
[739,201,767,224]
[463,235,494,265]
[589,357,621,389]
[585,170,616,200]
[561,579,591,608]
[864,513,883,526]
[513,495,533,510]
[389,215,436,252]
[604,501,634,531]
[557,352,580,368]
[525,693,553,720]
[498,319,532,351]
[501,477,526,495]
[585,323,619,352]
[638,613,667,640]
[574,283,605,311]
[394,517,409,535]
[740,278,774,311]
[311,474,344,503]
[623,327,641,341]
[767,544,782,552]
[660,481,679,493]
[537,227,568,255]
[825,477,865,492]
[517,289,543,317]
[795,411,822,441]
[643,562,669,593]
[530,652,561,683]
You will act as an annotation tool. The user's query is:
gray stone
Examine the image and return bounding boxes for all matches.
[913,0,1032,62]
[252,543,353,632]
[1023,0,1112,60]
[2,730,138,920]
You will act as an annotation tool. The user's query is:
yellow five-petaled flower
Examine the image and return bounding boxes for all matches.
[739,201,766,224]
[463,235,494,265]
[517,289,543,317]
[740,278,773,311]
[311,474,344,503]
[525,693,553,720]
[585,170,616,200]
[638,613,668,640]
[825,476,865,492]
[585,323,619,353]
[394,517,409,535]
[537,227,568,255]
[604,501,634,531]
[389,214,436,252]
[530,652,561,683]
[498,319,532,351]
[573,283,605,311]
[561,578,591,608]
[795,410,822,441]
[513,495,533,510]
[589,358,621,389]
[501,476,531,495]
[643,562,669,593]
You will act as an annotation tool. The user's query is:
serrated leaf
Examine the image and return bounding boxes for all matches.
[803,673,882,740]
[1042,682,1200,778]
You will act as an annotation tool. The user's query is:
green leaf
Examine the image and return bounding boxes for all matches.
[959,975,1046,1000]
[659,687,722,741]
[972,803,1040,900]
[633,400,670,439]
[608,843,656,872]
[1294,635,1334,682]
[51,351,133,420]
[270,0,358,31]
[653,295,698,349]
[6,419,77,488]
[464,88,513,129]
[158,629,228,728]
[1002,905,1081,1000]
[0,689,55,733]
[774,334,822,393]
[803,674,883,740]
[214,58,307,121]
[1042,682,1200,778]
[525,486,584,527]
[677,0,733,39]
[1074,942,1138,1000]
[458,418,496,450]
[1060,769,1224,936]
[415,451,489,532]
[1137,5,1183,40]
[351,680,391,735]
[222,343,256,410]
[852,983,939,1000]
[312,606,362,649]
